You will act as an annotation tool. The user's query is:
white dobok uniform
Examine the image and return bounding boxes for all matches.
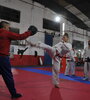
[83,47,90,79]
[35,41,73,85]
[64,48,75,75]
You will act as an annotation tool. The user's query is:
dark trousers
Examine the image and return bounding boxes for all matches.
[0,56,16,96]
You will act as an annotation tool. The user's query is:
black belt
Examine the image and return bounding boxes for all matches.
[85,57,90,62]
[55,50,62,58]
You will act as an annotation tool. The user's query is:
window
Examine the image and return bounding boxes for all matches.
[10,27,20,45]
[72,40,84,50]
[0,5,20,23]
[43,18,60,32]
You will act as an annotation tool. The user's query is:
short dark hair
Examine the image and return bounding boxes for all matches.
[64,33,69,38]
[0,21,10,28]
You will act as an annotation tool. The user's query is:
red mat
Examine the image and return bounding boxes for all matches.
[0,68,90,100]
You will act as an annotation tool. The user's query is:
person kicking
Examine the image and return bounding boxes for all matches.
[26,33,74,88]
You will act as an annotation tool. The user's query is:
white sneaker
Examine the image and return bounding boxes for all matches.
[83,77,88,81]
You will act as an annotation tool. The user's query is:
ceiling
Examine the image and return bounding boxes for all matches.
[33,0,90,31]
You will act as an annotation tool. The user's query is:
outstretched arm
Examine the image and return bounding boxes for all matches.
[8,26,38,40]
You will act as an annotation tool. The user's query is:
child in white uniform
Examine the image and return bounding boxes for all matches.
[64,48,75,76]
[26,33,74,88]
[83,40,90,81]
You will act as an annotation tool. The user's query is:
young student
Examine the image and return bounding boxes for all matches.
[83,40,90,81]
[64,44,75,76]
[26,33,74,88]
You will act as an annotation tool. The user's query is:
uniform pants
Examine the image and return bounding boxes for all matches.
[84,62,90,78]
[64,60,75,75]
[37,42,61,85]
[0,56,17,96]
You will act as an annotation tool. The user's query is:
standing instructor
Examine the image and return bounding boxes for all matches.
[0,21,37,98]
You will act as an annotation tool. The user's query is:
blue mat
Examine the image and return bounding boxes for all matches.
[16,67,90,84]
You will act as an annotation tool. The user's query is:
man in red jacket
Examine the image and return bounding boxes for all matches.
[0,21,37,98]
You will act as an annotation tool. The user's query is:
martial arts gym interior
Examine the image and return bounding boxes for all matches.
[0,0,90,100]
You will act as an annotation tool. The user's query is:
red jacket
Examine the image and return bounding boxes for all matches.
[0,29,31,56]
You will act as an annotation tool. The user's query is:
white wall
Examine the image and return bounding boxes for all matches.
[65,22,89,49]
[0,0,90,56]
